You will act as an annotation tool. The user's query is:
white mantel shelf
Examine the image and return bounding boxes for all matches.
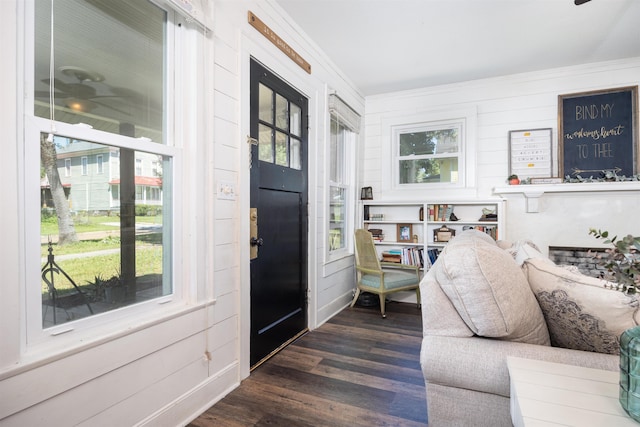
[493,181,640,212]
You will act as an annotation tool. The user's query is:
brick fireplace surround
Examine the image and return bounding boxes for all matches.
[548,246,607,278]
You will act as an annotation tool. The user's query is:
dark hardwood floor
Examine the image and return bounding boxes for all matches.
[189,301,427,427]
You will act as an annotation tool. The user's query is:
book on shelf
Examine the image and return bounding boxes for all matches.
[466,225,498,240]
[381,247,427,269]
[426,248,441,265]
[427,204,454,221]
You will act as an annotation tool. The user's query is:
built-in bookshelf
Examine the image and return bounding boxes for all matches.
[359,200,504,271]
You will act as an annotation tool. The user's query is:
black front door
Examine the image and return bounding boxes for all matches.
[249,59,308,368]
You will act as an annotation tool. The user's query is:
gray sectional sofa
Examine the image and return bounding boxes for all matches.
[419,230,636,426]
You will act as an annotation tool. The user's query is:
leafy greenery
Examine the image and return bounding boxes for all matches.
[589,228,640,294]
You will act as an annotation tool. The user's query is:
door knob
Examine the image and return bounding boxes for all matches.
[250,237,264,247]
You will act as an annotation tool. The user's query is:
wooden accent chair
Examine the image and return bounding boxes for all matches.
[351,229,421,317]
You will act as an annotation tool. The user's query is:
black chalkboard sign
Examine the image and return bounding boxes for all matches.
[559,86,638,178]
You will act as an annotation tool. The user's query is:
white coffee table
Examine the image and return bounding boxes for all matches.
[507,356,637,426]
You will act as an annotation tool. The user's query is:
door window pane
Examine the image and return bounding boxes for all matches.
[258,124,274,163]
[275,131,289,167]
[259,83,273,123]
[256,82,303,170]
[34,0,165,142]
[290,138,301,170]
[41,134,171,327]
[275,94,289,130]
[290,103,301,137]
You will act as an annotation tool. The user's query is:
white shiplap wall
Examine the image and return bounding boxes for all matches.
[1,1,364,426]
[363,57,640,253]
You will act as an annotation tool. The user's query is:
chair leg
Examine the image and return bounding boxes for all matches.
[350,288,361,308]
[416,287,421,309]
[379,294,386,318]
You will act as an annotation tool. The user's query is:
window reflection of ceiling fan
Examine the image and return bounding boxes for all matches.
[36,66,134,115]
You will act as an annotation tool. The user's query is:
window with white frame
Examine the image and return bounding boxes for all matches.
[394,120,463,186]
[81,156,88,175]
[31,0,178,335]
[96,154,103,174]
[327,94,359,255]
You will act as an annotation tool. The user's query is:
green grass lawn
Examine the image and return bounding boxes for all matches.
[41,244,163,296]
[41,214,162,236]
[41,214,164,296]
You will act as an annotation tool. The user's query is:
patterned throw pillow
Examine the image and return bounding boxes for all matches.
[524,257,640,354]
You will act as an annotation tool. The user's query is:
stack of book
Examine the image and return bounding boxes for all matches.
[381,250,402,263]
[368,229,384,241]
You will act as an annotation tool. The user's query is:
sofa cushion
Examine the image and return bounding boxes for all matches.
[420,270,475,338]
[434,230,550,345]
[361,270,417,289]
[524,257,640,354]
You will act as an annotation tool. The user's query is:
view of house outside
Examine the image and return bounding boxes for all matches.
[41,136,169,327]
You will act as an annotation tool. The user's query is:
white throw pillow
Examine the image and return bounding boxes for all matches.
[524,257,639,354]
[501,239,546,266]
[434,230,550,345]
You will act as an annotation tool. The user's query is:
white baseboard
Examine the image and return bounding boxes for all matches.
[136,362,240,427]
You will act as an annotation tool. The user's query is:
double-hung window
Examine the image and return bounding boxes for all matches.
[28,0,182,342]
[327,94,359,257]
[395,121,462,185]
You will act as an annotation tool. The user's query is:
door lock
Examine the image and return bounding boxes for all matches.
[250,208,260,259]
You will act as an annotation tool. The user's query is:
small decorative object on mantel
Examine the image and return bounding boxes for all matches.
[530,177,563,184]
[507,174,520,185]
[360,186,373,200]
[589,228,640,421]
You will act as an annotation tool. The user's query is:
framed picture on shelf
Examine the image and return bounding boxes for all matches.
[360,186,373,200]
[397,224,412,242]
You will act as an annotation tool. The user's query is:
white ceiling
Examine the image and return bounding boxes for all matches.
[275,0,640,96]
